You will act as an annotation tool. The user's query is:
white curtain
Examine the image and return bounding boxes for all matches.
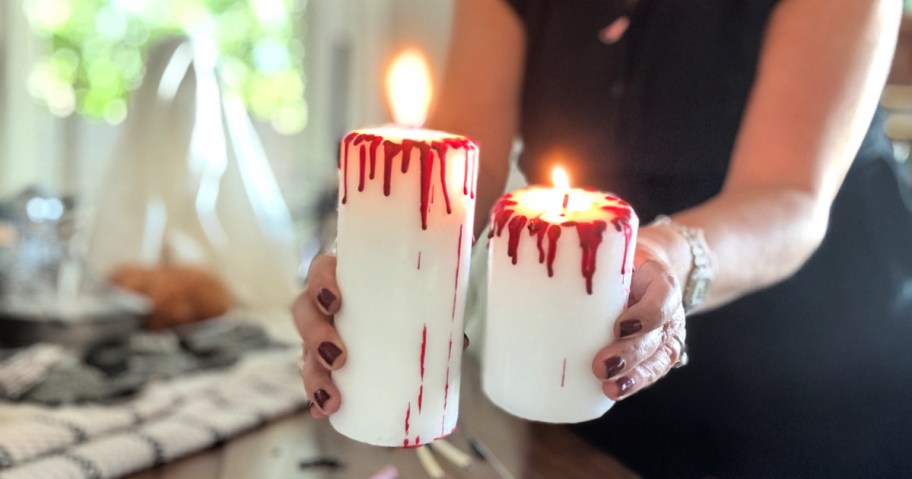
[86,37,299,309]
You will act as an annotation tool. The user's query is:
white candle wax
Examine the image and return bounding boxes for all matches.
[331,126,478,446]
[483,185,638,423]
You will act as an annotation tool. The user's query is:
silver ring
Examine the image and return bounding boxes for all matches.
[671,336,689,369]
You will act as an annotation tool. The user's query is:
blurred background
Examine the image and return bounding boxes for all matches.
[0,4,462,474]
[0,0,454,234]
[0,2,908,477]
[0,0,908,333]
[0,0,458,320]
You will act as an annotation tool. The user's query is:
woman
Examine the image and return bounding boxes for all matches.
[295,0,911,476]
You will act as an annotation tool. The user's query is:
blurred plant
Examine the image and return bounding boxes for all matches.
[23,0,307,134]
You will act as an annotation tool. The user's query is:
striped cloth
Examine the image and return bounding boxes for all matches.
[0,350,308,479]
[0,346,69,400]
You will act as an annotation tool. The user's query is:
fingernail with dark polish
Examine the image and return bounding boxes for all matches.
[604,356,625,378]
[318,342,342,366]
[313,389,330,410]
[617,376,635,396]
[317,288,336,312]
[619,320,643,337]
[463,334,470,349]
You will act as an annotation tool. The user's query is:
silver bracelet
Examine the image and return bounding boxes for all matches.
[651,215,714,313]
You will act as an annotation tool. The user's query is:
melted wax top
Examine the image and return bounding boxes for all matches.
[339,128,478,230]
[489,187,637,294]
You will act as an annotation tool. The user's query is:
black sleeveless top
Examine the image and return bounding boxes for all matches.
[505,0,912,477]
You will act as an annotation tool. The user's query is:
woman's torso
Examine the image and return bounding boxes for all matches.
[506,0,912,476]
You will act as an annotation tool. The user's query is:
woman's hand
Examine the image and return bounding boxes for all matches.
[292,253,346,419]
[591,244,687,400]
[292,253,471,418]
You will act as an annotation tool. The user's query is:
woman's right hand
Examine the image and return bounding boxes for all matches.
[292,253,347,419]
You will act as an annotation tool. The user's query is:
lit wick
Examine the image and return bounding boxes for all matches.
[553,167,571,216]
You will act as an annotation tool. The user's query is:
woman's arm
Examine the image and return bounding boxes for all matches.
[644,0,902,311]
[427,0,525,236]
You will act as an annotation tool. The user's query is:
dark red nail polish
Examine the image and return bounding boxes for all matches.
[317,288,336,312]
[604,356,625,378]
[463,334,470,349]
[617,376,635,396]
[313,389,330,410]
[318,342,342,366]
[619,320,643,337]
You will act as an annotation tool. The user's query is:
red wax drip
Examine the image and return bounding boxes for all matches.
[577,220,608,295]
[463,151,469,196]
[402,437,422,449]
[442,365,450,424]
[382,140,401,197]
[358,144,367,192]
[404,402,411,436]
[470,146,478,199]
[417,251,422,270]
[368,135,381,180]
[506,215,528,265]
[431,142,453,215]
[418,143,434,230]
[420,325,427,380]
[489,196,517,238]
[340,132,357,204]
[561,357,567,387]
[604,204,634,275]
[613,218,633,275]
[490,191,633,293]
[546,224,561,277]
[419,324,427,412]
[528,218,547,263]
[441,334,454,437]
[452,224,464,321]
[343,132,476,227]
[401,139,415,173]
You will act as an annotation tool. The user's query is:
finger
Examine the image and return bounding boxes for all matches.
[592,327,664,381]
[307,254,342,315]
[603,328,685,401]
[615,259,681,340]
[292,290,347,371]
[301,349,341,417]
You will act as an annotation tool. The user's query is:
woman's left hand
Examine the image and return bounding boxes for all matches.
[591,249,687,400]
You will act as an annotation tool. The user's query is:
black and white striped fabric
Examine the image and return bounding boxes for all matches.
[0,350,307,479]
[0,345,69,400]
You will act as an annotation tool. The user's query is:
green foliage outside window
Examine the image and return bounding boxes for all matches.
[23,0,307,134]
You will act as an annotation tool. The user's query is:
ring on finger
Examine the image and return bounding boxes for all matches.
[671,336,689,369]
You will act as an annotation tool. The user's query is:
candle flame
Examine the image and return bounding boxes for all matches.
[552,167,570,192]
[386,49,432,127]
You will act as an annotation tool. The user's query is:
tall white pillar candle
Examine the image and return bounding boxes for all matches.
[483,173,638,423]
[331,127,478,446]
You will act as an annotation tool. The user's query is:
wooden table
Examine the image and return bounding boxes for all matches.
[129,355,638,479]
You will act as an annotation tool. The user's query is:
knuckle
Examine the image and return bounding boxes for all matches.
[642,305,664,326]
[662,343,678,365]
[630,338,652,358]
[639,361,663,381]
